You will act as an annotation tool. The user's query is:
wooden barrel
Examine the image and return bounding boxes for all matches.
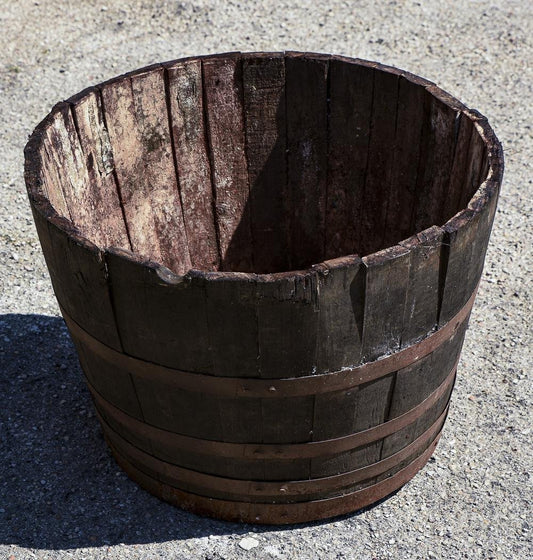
[24,52,503,524]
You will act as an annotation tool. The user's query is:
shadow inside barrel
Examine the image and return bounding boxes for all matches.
[0,313,382,550]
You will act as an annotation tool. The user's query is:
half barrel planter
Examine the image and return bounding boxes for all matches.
[24,52,503,524]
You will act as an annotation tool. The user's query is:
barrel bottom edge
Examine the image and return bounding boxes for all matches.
[107,435,440,525]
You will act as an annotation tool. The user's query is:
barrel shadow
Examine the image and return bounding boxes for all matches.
[0,313,381,550]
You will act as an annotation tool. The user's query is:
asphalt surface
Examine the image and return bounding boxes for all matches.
[0,1,531,559]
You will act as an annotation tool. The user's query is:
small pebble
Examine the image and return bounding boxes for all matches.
[239,537,259,551]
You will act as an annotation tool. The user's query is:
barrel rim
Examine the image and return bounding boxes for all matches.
[24,51,504,286]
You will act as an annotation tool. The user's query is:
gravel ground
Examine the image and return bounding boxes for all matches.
[1,1,531,559]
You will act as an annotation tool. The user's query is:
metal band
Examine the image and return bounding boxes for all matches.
[87,361,457,460]
[61,284,476,398]
[110,431,441,525]
[100,404,448,501]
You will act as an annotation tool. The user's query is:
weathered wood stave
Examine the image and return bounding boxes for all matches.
[25,52,503,524]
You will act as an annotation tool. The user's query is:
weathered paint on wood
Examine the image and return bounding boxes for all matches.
[165,59,220,271]
[68,88,131,249]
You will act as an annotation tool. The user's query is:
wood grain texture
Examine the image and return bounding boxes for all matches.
[261,396,314,443]
[165,59,219,270]
[24,54,503,522]
[439,162,499,328]
[380,321,467,459]
[312,387,360,442]
[412,94,459,233]
[316,256,365,373]
[400,225,445,346]
[43,104,99,241]
[102,415,442,503]
[27,190,121,352]
[285,52,329,269]
[45,216,122,350]
[242,52,288,273]
[442,112,473,223]
[100,76,164,265]
[359,68,399,255]
[105,247,212,372]
[383,76,426,247]
[130,67,191,273]
[92,390,251,479]
[146,430,266,481]
[110,433,441,524]
[375,398,449,486]
[203,272,259,377]
[361,245,411,361]
[463,114,503,293]
[256,271,320,378]
[459,119,487,209]
[345,244,412,474]
[32,121,71,219]
[131,380,223,440]
[69,328,143,420]
[464,180,500,299]
[326,58,373,257]
[438,210,477,326]
[91,386,298,481]
[92,393,153,454]
[25,125,122,351]
[202,53,253,272]
[310,374,395,477]
[68,88,131,249]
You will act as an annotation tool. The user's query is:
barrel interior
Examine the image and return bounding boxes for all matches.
[37,53,489,275]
